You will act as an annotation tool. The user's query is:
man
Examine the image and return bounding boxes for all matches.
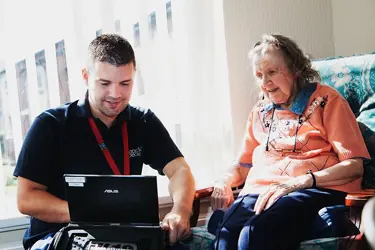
[14,34,195,249]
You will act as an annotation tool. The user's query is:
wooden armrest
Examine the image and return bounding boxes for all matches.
[345,189,375,207]
[194,184,245,200]
[195,187,375,207]
[191,185,243,227]
[194,187,214,200]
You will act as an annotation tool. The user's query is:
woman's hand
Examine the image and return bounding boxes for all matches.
[254,175,312,214]
[211,182,235,211]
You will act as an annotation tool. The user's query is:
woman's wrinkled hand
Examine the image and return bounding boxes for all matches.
[210,182,234,211]
[254,175,311,214]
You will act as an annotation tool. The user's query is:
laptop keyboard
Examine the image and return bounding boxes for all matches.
[71,236,137,250]
[89,241,137,250]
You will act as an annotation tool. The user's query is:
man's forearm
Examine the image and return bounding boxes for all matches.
[19,189,70,223]
[168,167,195,215]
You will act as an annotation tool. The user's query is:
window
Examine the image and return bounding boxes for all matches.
[0,0,234,221]
[115,20,121,34]
[15,60,31,139]
[135,68,145,96]
[0,70,19,220]
[148,11,157,40]
[175,124,182,148]
[166,1,173,35]
[96,29,102,37]
[55,40,70,104]
[35,50,50,111]
[133,22,141,47]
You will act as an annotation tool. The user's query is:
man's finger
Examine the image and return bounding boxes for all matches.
[161,218,169,231]
[175,223,188,242]
[169,231,177,244]
[181,225,191,239]
[169,222,179,244]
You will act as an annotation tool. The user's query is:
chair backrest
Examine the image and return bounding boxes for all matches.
[312,52,375,189]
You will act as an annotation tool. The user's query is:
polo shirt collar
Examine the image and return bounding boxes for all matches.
[76,91,132,121]
[263,83,317,115]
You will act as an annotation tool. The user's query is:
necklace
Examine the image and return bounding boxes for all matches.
[265,108,302,153]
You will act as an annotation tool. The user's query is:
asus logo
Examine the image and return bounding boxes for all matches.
[104,189,119,194]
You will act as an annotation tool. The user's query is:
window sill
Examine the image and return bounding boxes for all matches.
[0,196,176,233]
[0,197,173,232]
[0,216,29,233]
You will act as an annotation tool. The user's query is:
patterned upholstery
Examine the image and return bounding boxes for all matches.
[183,227,362,250]
[313,53,375,189]
[187,53,375,249]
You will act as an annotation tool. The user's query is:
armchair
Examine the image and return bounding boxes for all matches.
[186,52,375,250]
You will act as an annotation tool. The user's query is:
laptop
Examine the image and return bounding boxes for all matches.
[63,175,168,249]
[64,174,160,226]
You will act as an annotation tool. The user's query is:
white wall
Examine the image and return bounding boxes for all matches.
[222,0,335,151]
[332,0,375,56]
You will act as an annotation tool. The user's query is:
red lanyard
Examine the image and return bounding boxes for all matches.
[88,118,130,175]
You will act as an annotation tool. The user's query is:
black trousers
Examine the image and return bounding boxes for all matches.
[212,188,346,250]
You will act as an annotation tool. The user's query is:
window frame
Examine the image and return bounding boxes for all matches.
[0,216,29,232]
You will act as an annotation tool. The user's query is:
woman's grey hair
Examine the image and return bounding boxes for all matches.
[248,34,321,89]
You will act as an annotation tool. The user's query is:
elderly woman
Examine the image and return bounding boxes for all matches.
[210,34,370,250]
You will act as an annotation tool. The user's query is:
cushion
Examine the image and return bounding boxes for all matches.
[203,205,357,244]
[304,205,359,239]
[312,53,375,188]
[187,227,362,250]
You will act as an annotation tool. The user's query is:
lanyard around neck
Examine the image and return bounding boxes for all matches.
[88,118,130,175]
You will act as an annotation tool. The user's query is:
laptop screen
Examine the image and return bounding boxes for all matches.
[64,174,160,225]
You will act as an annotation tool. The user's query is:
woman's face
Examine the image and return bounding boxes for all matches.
[253,47,296,108]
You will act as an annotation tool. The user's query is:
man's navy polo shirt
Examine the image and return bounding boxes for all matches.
[13,95,183,249]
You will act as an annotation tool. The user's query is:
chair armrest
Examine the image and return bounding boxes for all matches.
[194,184,245,200]
[345,189,375,207]
[190,187,214,227]
[194,187,214,200]
[195,187,375,207]
[190,185,243,227]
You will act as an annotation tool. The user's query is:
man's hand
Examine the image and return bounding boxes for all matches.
[210,182,234,211]
[161,208,191,244]
[254,175,312,214]
[162,157,195,243]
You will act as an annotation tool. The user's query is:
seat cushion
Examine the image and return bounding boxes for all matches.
[186,205,359,249]
[187,226,363,250]
[181,226,215,249]
[304,205,359,240]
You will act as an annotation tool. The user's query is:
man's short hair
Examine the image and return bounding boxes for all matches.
[87,34,136,70]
